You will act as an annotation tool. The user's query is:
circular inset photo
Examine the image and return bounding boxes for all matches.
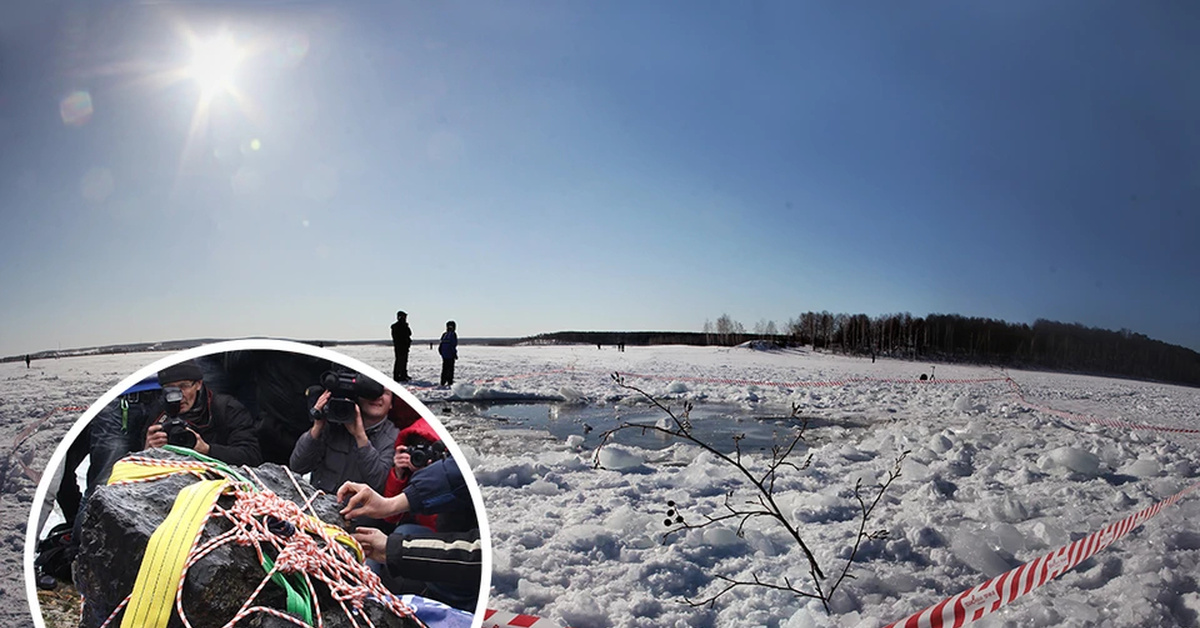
[26,339,490,628]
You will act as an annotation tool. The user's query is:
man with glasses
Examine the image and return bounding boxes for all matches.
[289,377,399,495]
[145,360,262,466]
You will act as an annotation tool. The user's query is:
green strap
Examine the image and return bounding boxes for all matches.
[262,552,315,622]
[162,444,251,485]
[159,445,313,622]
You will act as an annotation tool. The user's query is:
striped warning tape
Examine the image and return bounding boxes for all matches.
[12,405,88,446]
[483,608,569,628]
[616,372,1009,388]
[1007,379,1200,436]
[884,478,1200,628]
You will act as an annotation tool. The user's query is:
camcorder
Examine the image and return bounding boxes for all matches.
[403,440,449,469]
[308,370,386,424]
[161,386,198,448]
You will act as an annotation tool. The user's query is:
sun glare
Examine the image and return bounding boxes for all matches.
[187,35,243,97]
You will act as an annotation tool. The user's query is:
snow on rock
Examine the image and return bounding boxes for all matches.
[928,433,953,454]
[701,526,741,548]
[666,381,688,394]
[450,382,477,398]
[558,387,586,403]
[1041,446,1102,477]
[984,493,1030,523]
[595,445,645,471]
[527,478,561,496]
[1117,458,1161,478]
[949,526,1017,577]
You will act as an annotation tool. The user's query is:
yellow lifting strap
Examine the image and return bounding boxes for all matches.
[120,479,229,628]
[108,459,214,484]
[322,523,365,563]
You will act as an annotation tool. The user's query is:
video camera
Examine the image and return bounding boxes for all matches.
[309,370,386,424]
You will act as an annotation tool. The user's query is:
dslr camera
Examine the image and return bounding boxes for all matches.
[162,417,197,448]
[404,440,449,469]
[309,370,386,424]
[161,386,198,448]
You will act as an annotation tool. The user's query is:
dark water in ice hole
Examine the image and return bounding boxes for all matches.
[450,401,861,455]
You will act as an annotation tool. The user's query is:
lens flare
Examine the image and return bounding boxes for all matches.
[59,91,94,126]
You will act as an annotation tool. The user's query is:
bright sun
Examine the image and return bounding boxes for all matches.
[187,35,243,97]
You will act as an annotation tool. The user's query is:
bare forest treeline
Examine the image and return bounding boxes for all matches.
[531,314,1200,388]
[698,312,1200,388]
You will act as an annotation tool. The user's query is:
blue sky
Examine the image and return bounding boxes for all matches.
[1,1,1198,357]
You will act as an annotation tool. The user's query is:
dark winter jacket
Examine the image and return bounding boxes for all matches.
[438,331,458,361]
[148,385,262,467]
[385,457,480,583]
[391,321,412,348]
[289,418,399,494]
[89,378,162,488]
[227,351,332,465]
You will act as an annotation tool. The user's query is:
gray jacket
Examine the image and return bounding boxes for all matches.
[289,418,399,494]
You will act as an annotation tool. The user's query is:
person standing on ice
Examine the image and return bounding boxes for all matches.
[390,310,412,382]
[438,320,458,387]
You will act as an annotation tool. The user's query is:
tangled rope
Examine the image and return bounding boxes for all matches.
[98,450,425,628]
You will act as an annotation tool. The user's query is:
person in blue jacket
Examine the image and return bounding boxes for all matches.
[438,321,458,387]
[339,456,480,611]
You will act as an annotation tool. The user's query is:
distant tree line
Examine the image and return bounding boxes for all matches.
[719,311,1200,387]
[529,314,1200,387]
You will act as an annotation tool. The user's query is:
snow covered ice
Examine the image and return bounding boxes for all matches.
[8,342,1200,627]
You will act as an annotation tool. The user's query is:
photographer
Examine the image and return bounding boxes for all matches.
[144,361,262,467]
[288,371,398,495]
[339,456,481,611]
[383,417,447,531]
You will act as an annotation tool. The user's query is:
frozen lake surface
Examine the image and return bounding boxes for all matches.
[7,342,1200,628]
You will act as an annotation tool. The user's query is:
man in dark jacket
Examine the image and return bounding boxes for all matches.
[391,311,412,382]
[226,350,333,465]
[438,320,457,387]
[144,360,262,466]
[340,456,481,611]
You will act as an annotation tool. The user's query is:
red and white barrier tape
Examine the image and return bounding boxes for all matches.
[884,478,1200,628]
[12,405,88,446]
[483,608,569,628]
[616,372,1008,388]
[1007,379,1200,436]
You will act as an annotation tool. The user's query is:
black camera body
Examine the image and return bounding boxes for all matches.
[162,417,197,448]
[311,370,386,424]
[405,440,448,469]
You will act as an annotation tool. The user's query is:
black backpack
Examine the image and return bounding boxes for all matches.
[34,522,77,585]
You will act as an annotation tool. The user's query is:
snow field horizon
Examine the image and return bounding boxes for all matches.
[7,343,1200,627]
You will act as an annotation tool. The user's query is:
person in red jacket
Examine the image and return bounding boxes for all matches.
[382,417,444,532]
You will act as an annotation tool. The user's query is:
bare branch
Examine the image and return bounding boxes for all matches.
[600,375,908,615]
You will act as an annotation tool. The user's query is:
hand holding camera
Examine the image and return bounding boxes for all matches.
[146,417,209,454]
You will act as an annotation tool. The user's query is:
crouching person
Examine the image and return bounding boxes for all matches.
[145,360,262,466]
[339,457,481,612]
